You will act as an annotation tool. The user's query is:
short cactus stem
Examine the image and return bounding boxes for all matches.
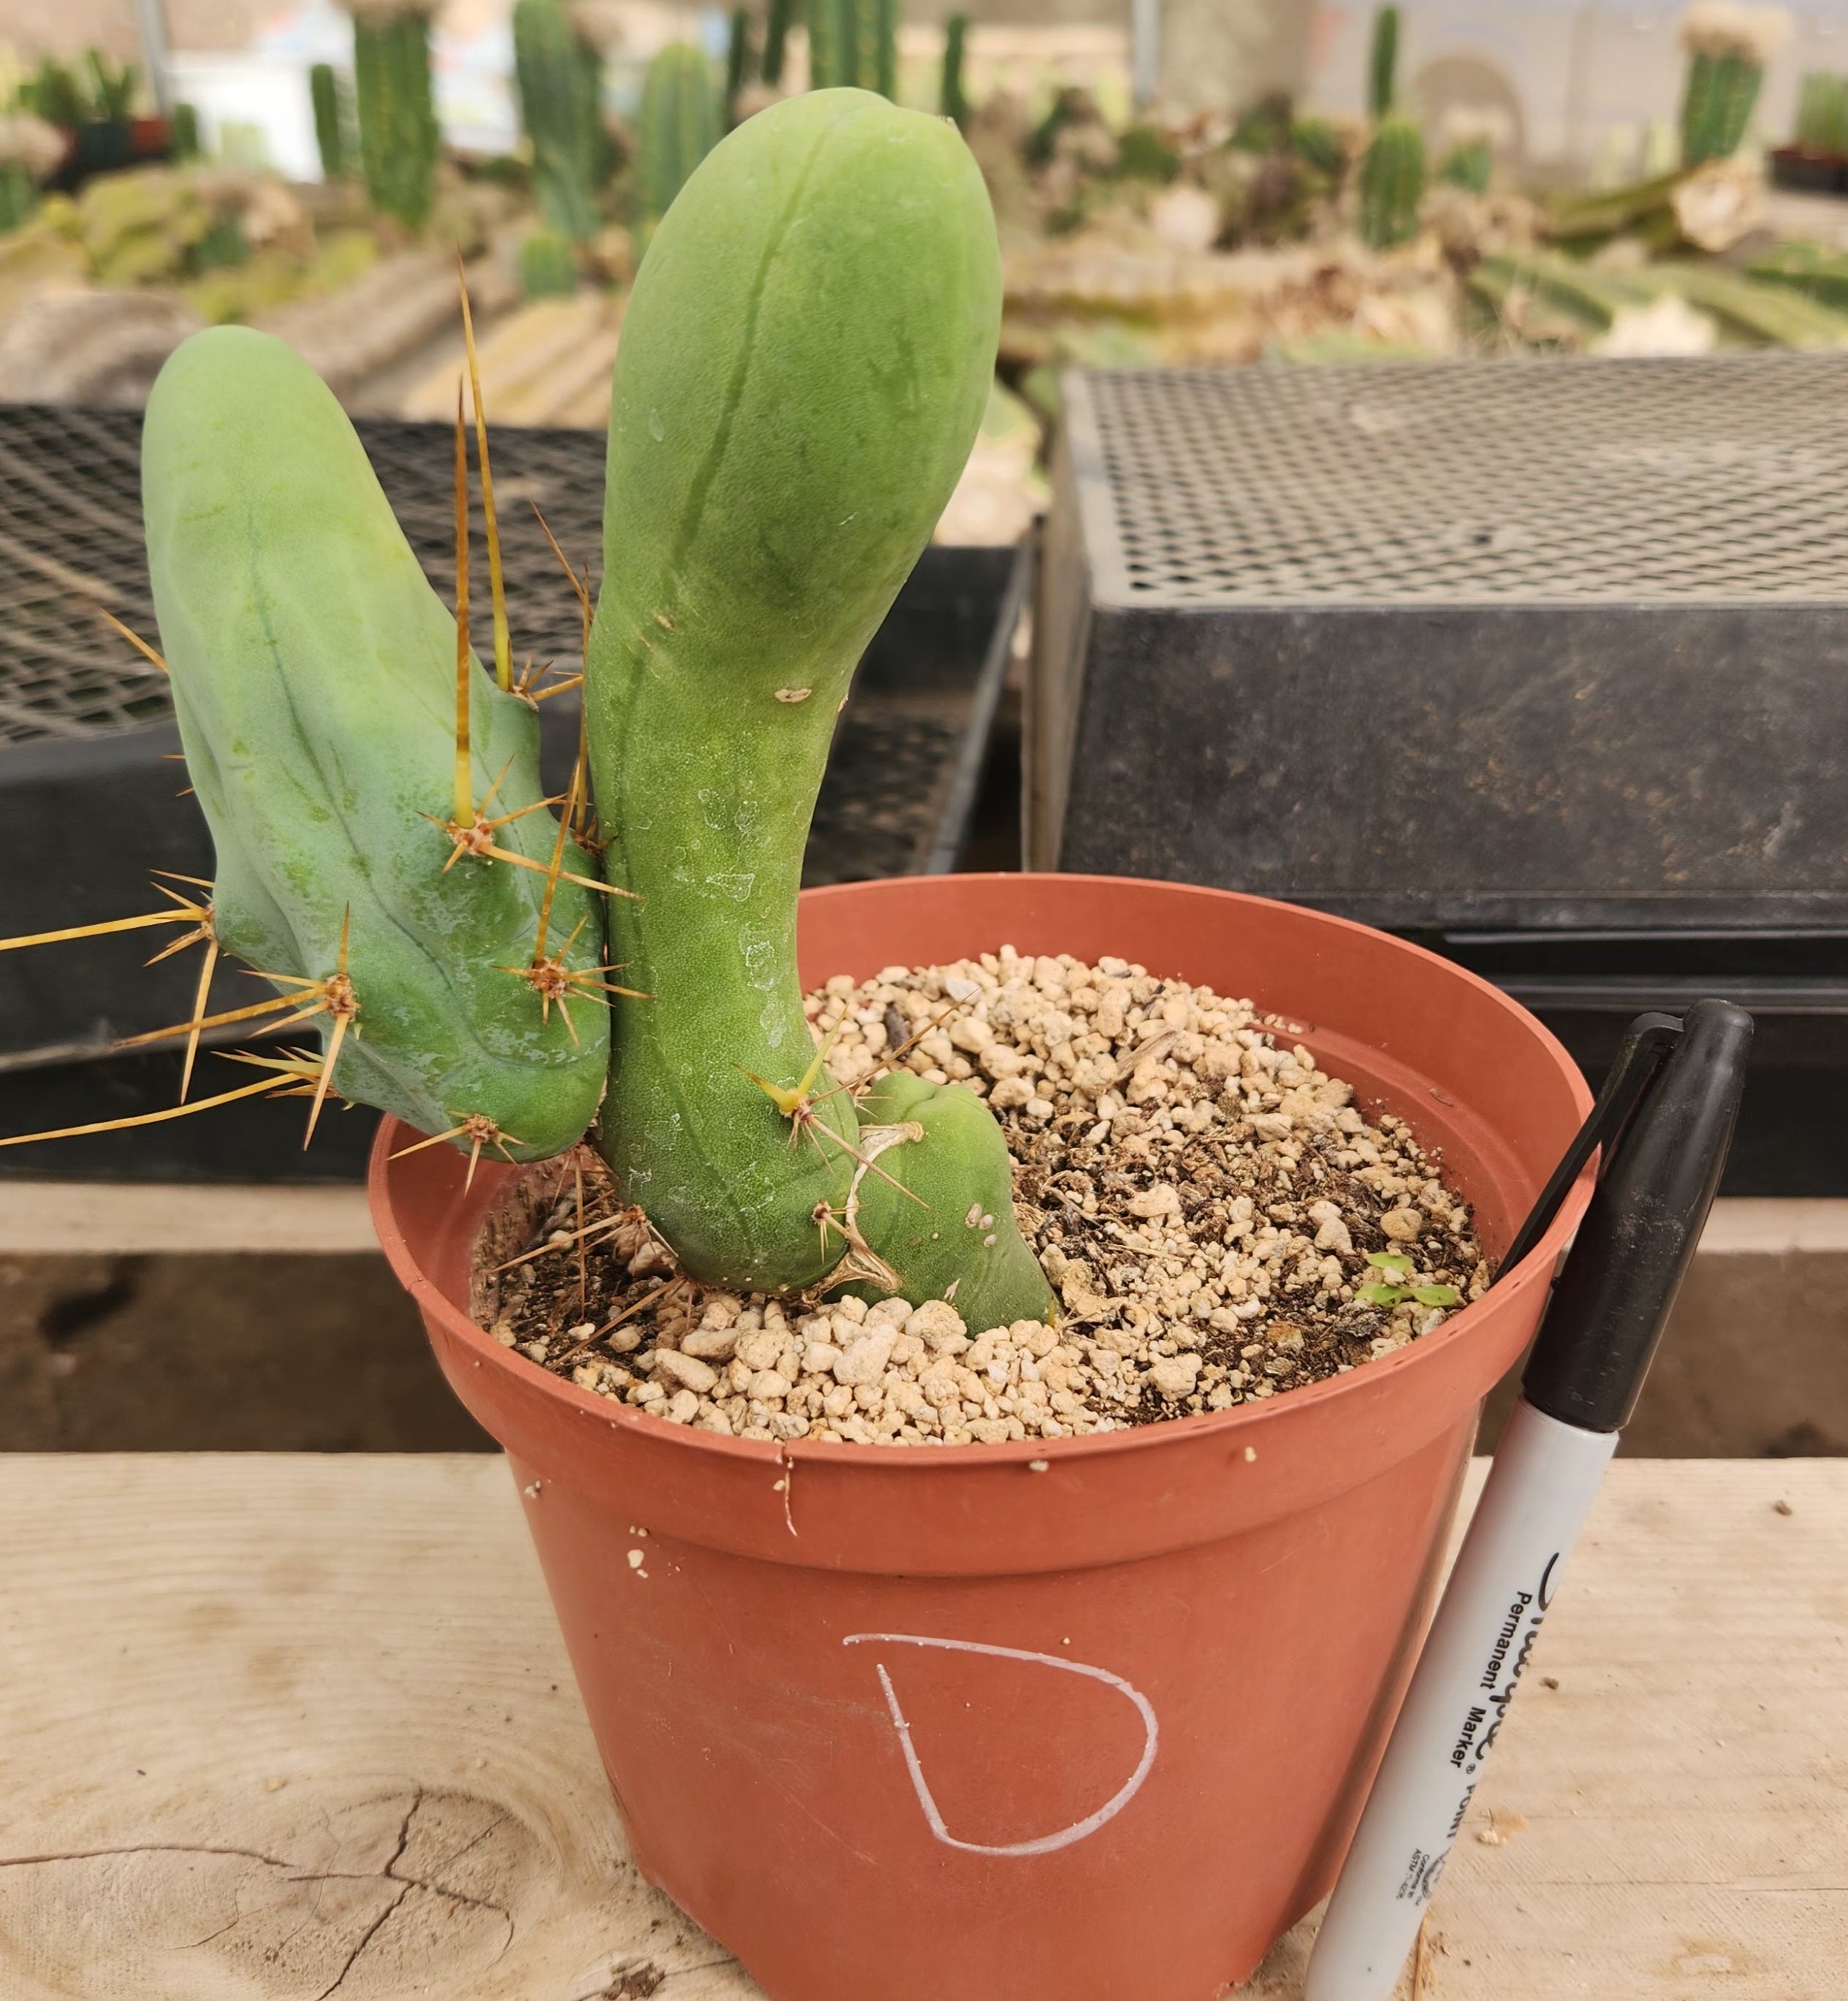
[1360,115,1425,248]
[941,14,969,126]
[310,61,349,180]
[1368,4,1399,120]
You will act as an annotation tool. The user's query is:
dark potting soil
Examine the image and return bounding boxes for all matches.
[472,951,1490,1446]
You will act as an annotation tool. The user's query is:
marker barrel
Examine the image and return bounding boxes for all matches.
[1304,1399,1616,2001]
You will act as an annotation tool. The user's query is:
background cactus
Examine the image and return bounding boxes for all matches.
[348,1,441,232]
[941,13,968,127]
[1368,4,1399,121]
[142,327,610,1163]
[1794,72,1848,155]
[725,9,757,121]
[310,62,351,180]
[1678,2,1787,167]
[514,0,603,245]
[1360,115,1424,247]
[1440,137,1491,192]
[587,88,1049,1325]
[637,43,720,218]
[761,0,798,89]
[519,225,579,294]
[807,0,898,96]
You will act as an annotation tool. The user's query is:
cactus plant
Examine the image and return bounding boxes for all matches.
[170,100,202,163]
[1793,72,1848,156]
[807,0,897,96]
[514,0,603,244]
[310,63,350,180]
[762,0,799,89]
[587,88,1044,1321]
[520,224,579,295]
[1678,2,1787,167]
[2,90,1051,1337]
[725,8,757,118]
[1368,4,1399,121]
[637,43,720,218]
[348,1,442,232]
[1359,115,1423,248]
[941,13,968,127]
[139,327,612,1162]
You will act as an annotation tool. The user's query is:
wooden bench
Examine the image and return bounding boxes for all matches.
[2,1454,1841,1999]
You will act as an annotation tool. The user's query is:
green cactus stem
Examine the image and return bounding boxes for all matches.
[520,224,579,295]
[1360,114,1423,248]
[585,89,1051,1327]
[350,4,441,232]
[637,43,720,218]
[726,9,757,118]
[806,0,846,90]
[310,62,349,180]
[763,0,798,88]
[941,13,968,126]
[1681,50,1762,165]
[514,0,602,245]
[1794,72,1848,156]
[141,327,612,1164]
[170,102,202,162]
[1368,4,1399,120]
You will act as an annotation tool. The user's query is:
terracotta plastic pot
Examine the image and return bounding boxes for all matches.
[370,874,1593,2001]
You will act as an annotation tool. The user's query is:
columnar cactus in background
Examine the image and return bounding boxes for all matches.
[1360,115,1424,248]
[761,0,798,88]
[520,225,579,294]
[1368,4,1399,121]
[514,0,603,245]
[10,91,1055,1332]
[725,9,757,120]
[807,0,899,97]
[941,13,969,127]
[1678,2,1788,167]
[310,62,350,181]
[347,0,441,232]
[1794,72,1848,156]
[638,44,720,218]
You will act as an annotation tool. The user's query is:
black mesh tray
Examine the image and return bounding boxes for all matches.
[0,404,1026,1180]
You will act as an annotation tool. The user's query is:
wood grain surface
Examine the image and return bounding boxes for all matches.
[1,1455,1841,1999]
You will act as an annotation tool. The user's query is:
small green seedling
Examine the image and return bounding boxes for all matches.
[1355,1251,1461,1311]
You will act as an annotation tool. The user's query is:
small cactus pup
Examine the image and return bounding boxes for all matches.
[637,43,720,218]
[140,325,613,1168]
[1360,115,1425,248]
[514,0,603,245]
[586,89,1053,1330]
[310,61,351,181]
[345,0,442,232]
[1678,2,1788,167]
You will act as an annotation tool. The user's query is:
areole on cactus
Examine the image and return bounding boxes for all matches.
[6,91,1054,1333]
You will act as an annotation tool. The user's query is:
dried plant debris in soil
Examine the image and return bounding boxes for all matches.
[474,949,1489,1446]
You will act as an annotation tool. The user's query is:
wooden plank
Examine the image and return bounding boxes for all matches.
[0,1456,1841,1999]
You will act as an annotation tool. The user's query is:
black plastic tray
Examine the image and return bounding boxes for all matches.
[0,403,1026,1179]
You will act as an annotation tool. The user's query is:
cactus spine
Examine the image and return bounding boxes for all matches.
[1360,115,1424,248]
[941,13,968,126]
[587,89,1049,1326]
[514,0,603,243]
[349,3,441,232]
[638,44,720,218]
[1368,4,1399,120]
[310,62,350,180]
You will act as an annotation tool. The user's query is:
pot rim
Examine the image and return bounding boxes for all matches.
[370,873,1594,1477]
